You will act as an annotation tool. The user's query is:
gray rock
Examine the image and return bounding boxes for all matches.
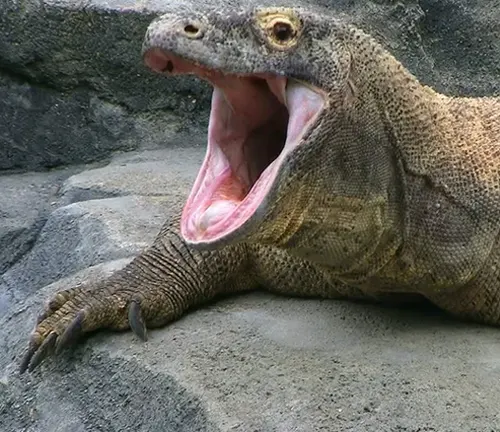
[0,67,207,171]
[0,0,210,171]
[59,148,203,204]
[0,74,134,171]
[1,0,498,171]
[0,194,179,315]
[0,167,82,274]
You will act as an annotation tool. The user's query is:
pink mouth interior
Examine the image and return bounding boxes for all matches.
[144,48,326,244]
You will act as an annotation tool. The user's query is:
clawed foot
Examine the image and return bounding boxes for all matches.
[19,280,156,374]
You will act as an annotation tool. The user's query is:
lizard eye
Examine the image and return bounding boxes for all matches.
[272,21,295,42]
[255,10,301,50]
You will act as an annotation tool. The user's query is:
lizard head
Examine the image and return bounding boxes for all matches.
[142,5,360,250]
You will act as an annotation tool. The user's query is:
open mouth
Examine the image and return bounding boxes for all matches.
[143,48,326,244]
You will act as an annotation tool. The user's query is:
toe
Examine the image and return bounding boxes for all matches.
[55,310,86,354]
[27,332,58,372]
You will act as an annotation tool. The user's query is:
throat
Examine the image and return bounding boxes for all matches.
[241,107,289,188]
[206,77,289,199]
[348,28,438,130]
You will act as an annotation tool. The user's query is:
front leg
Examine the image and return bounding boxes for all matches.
[20,221,256,373]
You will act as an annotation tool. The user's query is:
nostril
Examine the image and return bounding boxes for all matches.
[183,22,204,39]
[184,24,198,34]
[165,60,174,73]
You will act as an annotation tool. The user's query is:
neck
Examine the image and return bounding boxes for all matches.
[343,27,457,191]
[342,26,500,225]
[346,27,444,149]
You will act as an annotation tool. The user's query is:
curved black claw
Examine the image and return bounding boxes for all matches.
[19,341,39,374]
[27,332,58,372]
[55,311,85,354]
[128,300,148,342]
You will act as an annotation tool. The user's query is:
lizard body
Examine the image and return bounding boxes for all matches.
[20,4,500,373]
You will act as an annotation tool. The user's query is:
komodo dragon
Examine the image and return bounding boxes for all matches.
[20,4,500,373]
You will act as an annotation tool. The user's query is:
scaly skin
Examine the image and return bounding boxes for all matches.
[20,4,500,373]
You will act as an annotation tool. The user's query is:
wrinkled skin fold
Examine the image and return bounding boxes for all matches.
[20,4,500,373]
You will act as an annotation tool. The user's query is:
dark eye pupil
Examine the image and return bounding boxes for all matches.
[273,22,293,41]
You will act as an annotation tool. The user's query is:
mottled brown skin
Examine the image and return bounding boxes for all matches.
[20,4,500,373]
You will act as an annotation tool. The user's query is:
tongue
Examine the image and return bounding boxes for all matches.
[197,200,239,231]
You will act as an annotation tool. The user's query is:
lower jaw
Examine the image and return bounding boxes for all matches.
[180,151,283,245]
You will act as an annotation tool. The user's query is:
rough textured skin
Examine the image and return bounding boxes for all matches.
[20,4,500,372]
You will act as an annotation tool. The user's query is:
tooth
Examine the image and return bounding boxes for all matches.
[267,77,287,106]
[214,86,234,112]
[285,80,325,148]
